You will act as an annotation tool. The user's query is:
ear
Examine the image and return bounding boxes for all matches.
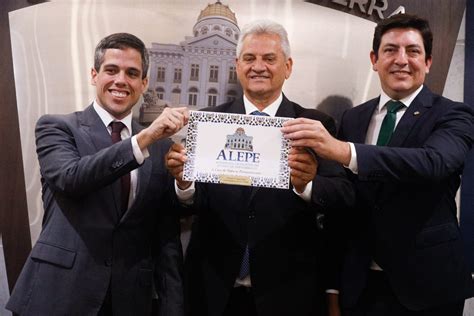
[285,57,293,79]
[141,77,149,93]
[90,67,98,86]
[425,56,433,74]
[370,51,378,71]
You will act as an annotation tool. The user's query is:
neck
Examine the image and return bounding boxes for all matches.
[245,93,280,111]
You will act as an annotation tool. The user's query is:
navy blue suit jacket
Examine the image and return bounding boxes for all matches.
[338,86,474,310]
[185,95,354,316]
[7,105,184,316]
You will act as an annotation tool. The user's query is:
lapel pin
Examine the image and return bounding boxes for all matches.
[413,111,420,116]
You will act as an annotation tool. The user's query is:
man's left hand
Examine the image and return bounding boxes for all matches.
[288,147,317,193]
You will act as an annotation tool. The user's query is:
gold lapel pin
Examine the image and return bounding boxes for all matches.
[413,111,420,116]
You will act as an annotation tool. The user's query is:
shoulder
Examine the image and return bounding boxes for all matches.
[36,111,82,129]
[416,87,473,119]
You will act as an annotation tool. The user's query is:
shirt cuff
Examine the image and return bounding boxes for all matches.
[175,181,195,205]
[131,135,149,165]
[326,289,339,294]
[346,142,358,174]
[292,181,312,202]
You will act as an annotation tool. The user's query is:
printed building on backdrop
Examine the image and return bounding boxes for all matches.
[140,1,242,125]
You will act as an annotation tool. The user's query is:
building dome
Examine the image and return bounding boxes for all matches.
[197,1,237,25]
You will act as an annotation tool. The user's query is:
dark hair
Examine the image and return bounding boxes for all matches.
[372,14,432,61]
[94,33,149,79]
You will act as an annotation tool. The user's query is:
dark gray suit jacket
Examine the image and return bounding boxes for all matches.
[7,105,184,316]
[185,95,354,316]
[338,86,474,310]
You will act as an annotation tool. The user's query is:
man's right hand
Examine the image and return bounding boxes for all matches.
[165,143,192,190]
[137,107,189,150]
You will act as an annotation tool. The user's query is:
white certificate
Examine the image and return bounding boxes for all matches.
[183,111,293,189]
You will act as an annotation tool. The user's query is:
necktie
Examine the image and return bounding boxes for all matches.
[376,100,404,146]
[238,110,270,279]
[110,121,131,214]
[249,110,269,116]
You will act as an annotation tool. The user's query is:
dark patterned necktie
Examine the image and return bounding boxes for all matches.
[376,100,404,146]
[110,121,131,214]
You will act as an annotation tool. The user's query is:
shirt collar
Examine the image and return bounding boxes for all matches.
[378,85,424,111]
[93,100,133,135]
[243,93,282,117]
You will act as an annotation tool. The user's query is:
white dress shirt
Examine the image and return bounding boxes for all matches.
[93,101,149,210]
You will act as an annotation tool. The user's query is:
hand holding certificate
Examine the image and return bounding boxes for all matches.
[182,110,292,189]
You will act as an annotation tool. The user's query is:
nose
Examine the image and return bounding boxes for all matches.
[115,71,127,85]
[251,58,266,72]
[394,49,408,66]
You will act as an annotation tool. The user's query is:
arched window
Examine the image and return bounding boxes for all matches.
[213,25,221,31]
[225,28,232,37]
[201,27,208,35]
[208,88,218,107]
[188,87,198,106]
[155,87,165,100]
[171,88,181,105]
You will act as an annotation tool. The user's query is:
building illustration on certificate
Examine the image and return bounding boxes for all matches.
[139,1,242,125]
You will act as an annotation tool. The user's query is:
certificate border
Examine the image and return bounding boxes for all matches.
[183,111,292,189]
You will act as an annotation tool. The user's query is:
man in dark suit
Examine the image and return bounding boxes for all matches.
[282,14,474,316]
[6,33,188,315]
[166,19,354,316]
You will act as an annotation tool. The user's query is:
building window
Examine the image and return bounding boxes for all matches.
[227,90,237,103]
[156,67,165,82]
[228,66,237,83]
[156,87,165,100]
[188,87,198,106]
[209,65,219,82]
[201,27,208,35]
[174,68,182,83]
[213,25,221,31]
[208,88,218,107]
[190,64,199,81]
[171,88,181,105]
[225,28,232,37]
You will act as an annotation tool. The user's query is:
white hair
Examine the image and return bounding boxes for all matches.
[236,19,291,59]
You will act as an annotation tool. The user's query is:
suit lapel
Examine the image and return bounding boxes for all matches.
[80,105,113,151]
[79,105,121,221]
[228,97,246,114]
[354,99,379,144]
[389,87,432,147]
[275,95,296,118]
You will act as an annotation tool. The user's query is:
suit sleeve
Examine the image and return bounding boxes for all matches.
[35,114,139,197]
[353,102,474,182]
[152,141,185,316]
[308,113,354,292]
[311,114,355,211]
[154,199,185,316]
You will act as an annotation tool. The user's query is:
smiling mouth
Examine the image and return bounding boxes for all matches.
[391,70,411,76]
[109,90,129,98]
[249,75,270,79]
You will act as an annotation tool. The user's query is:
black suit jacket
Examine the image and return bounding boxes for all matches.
[338,86,474,310]
[185,95,354,316]
[7,105,184,316]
